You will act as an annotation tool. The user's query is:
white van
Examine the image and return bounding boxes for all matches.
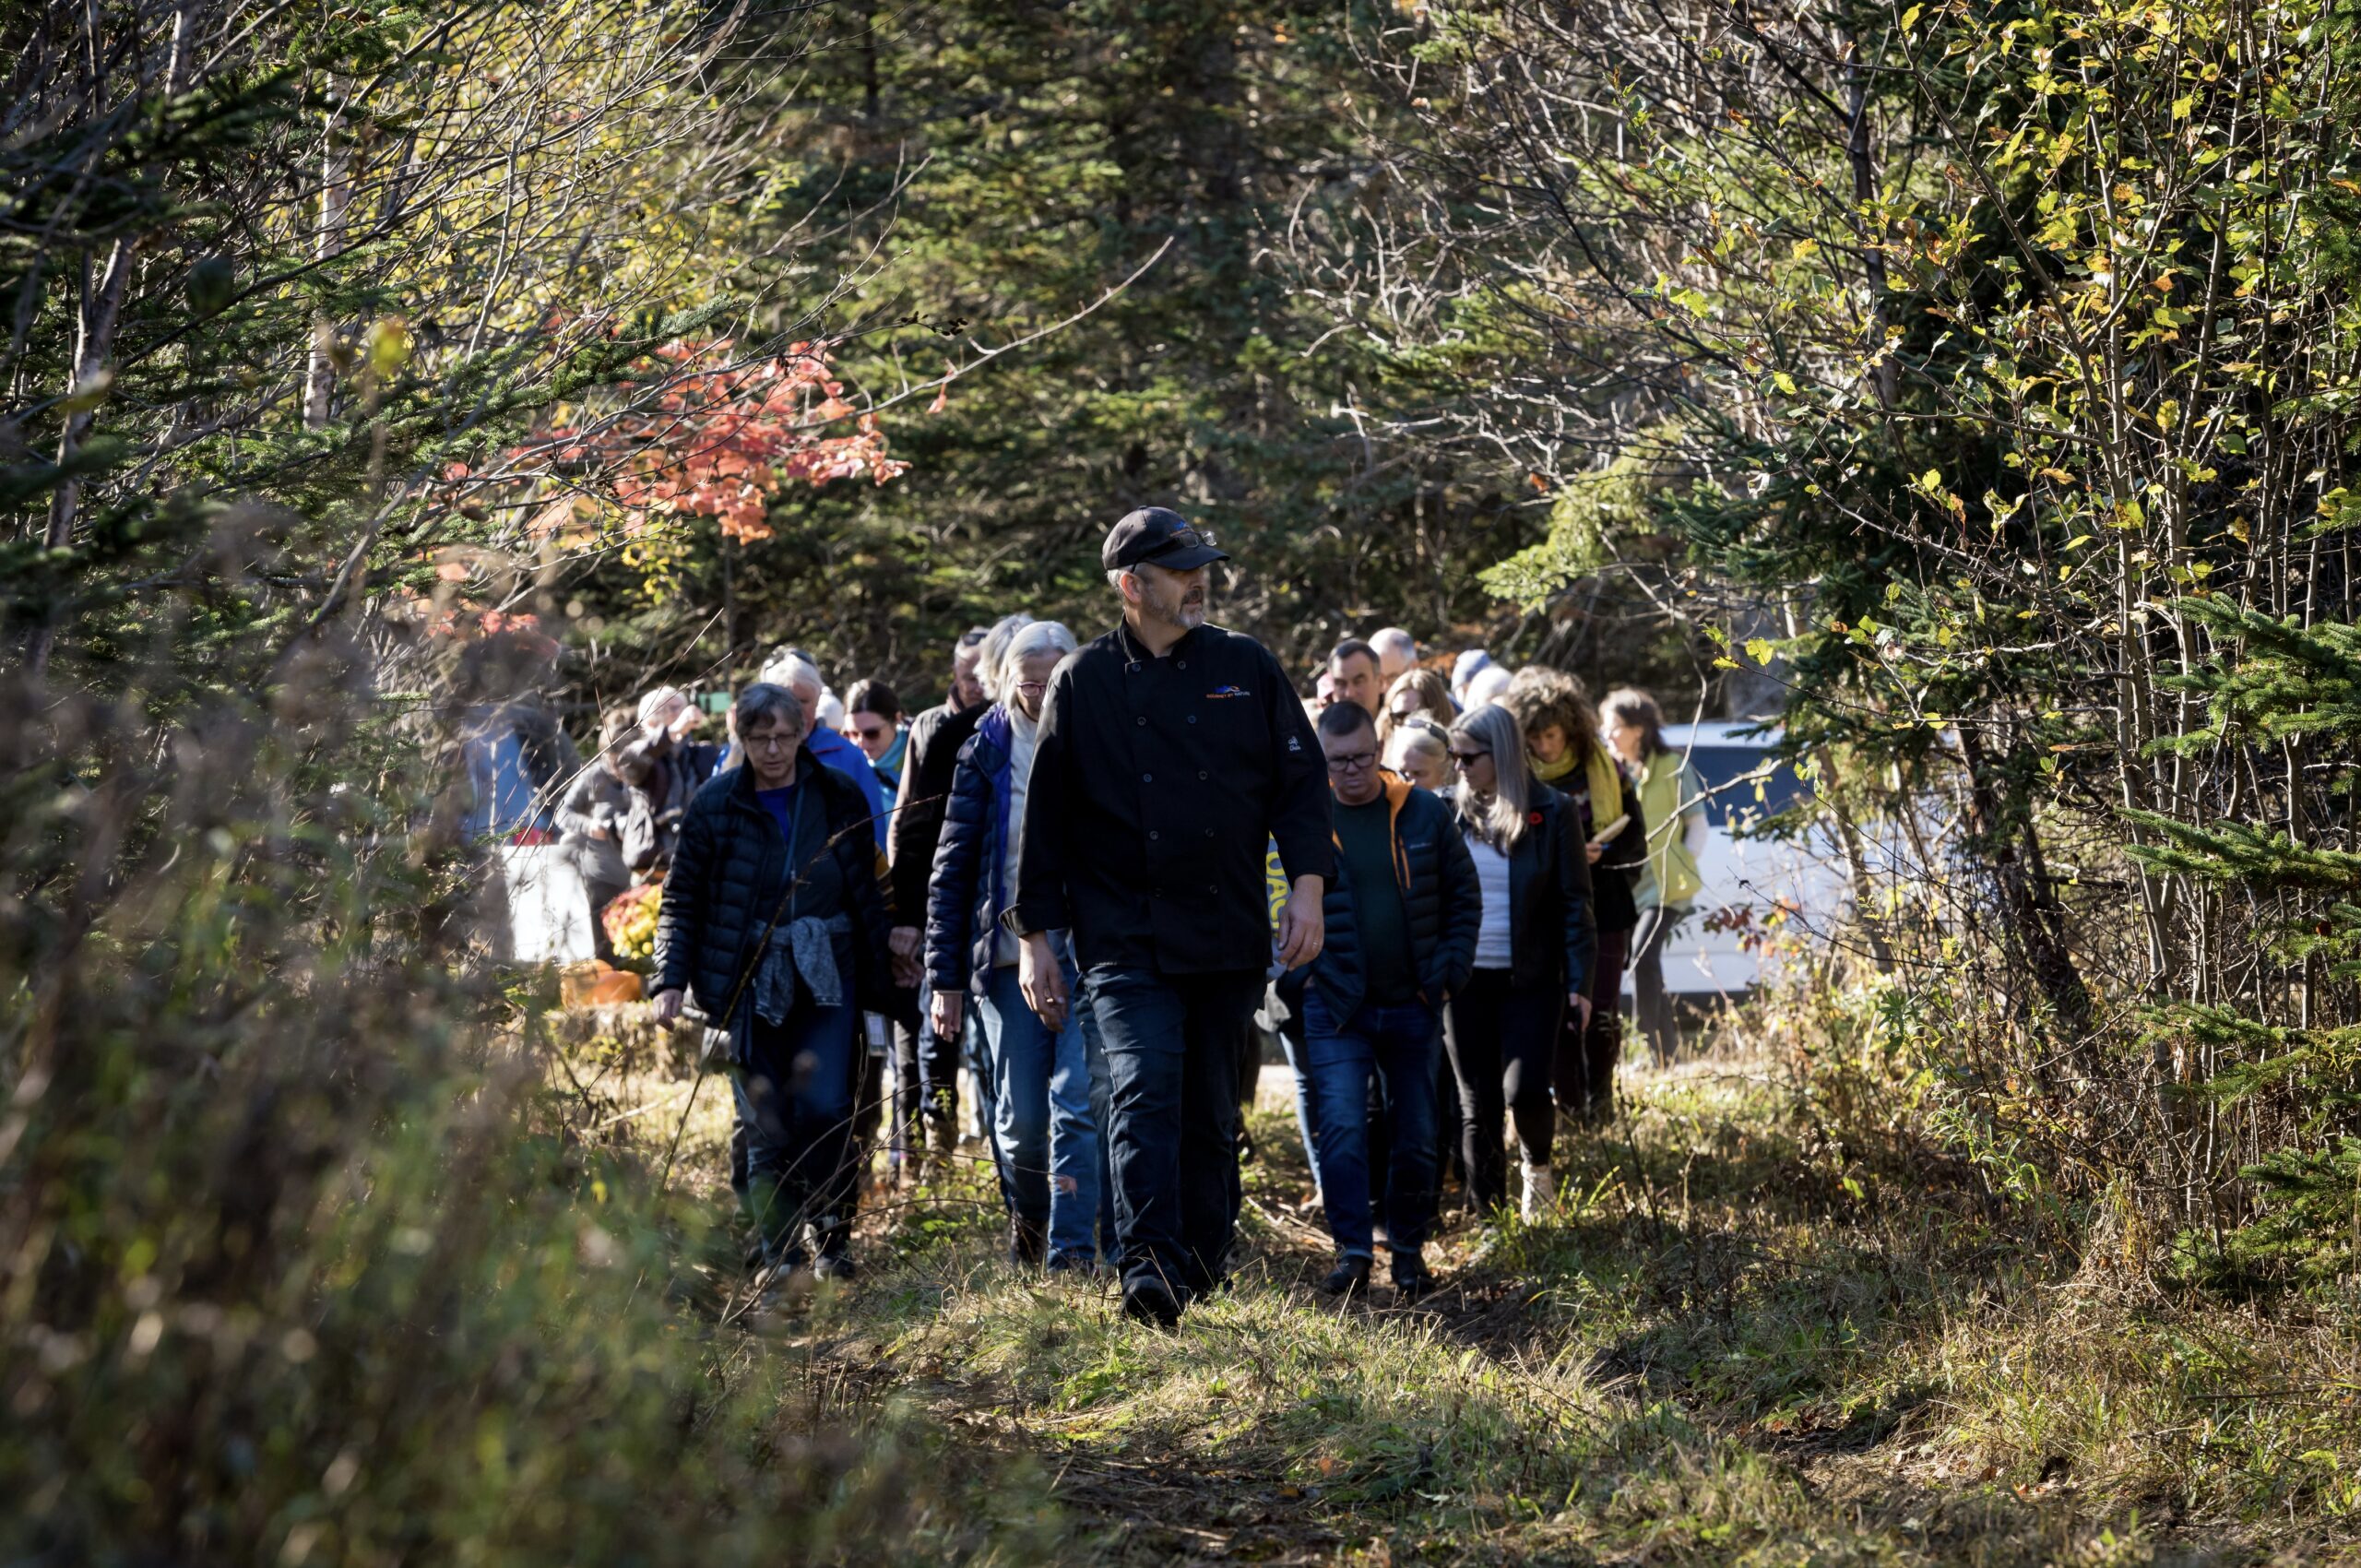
[1636,722,1848,997]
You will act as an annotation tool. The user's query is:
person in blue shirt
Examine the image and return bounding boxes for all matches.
[756,651,893,853]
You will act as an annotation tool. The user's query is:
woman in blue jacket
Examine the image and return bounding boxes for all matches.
[924,620,1113,1271]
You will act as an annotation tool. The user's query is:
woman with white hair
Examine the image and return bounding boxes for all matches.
[972,612,1034,705]
[923,618,1113,1271]
[616,683,724,874]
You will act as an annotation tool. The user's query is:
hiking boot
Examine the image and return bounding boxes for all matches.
[1520,1159,1558,1224]
[749,1253,816,1308]
[1121,1281,1182,1329]
[811,1215,853,1282]
[1391,1257,1439,1302]
[1320,1255,1372,1298]
[1008,1216,1048,1269]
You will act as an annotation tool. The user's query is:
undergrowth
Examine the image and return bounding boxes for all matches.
[714,988,2361,1566]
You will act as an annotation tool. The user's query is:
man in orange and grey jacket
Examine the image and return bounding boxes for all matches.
[1291,699,1480,1301]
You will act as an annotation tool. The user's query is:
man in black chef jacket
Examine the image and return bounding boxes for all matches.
[1004,507,1334,1326]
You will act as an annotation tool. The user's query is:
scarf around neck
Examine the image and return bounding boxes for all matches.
[1532,744,1625,827]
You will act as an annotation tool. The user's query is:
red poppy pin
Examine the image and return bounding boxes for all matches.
[1527,811,1544,826]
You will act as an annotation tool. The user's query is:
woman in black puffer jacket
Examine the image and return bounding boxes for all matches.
[652,683,895,1281]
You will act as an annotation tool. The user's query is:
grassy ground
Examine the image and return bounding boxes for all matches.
[587,1013,2361,1566]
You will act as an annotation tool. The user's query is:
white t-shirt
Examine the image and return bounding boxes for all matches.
[994,707,1040,967]
[1465,829,1513,969]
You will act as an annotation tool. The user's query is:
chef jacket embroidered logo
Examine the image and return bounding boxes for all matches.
[1207,684,1249,699]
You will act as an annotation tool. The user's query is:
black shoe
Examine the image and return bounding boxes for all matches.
[1046,1251,1099,1277]
[1008,1216,1047,1269]
[1391,1261,1439,1302]
[1121,1281,1181,1329]
[1320,1256,1372,1298]
[813,1251,856,1284]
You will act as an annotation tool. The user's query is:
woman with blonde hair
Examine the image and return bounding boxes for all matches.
[1378,667,1455,742]
[1383,719,1452,793]
[1440,703,1596,1219]
[1501,667,1646,1124]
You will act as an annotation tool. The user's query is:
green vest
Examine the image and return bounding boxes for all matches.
[1635,751,1705,910]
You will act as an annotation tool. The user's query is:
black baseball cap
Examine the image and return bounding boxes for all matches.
[1101,506,1228,573]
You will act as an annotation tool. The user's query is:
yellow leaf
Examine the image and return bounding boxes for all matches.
[367,316,412,378]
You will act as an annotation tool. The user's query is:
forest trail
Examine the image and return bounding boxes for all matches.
[603,1028,2331,1567]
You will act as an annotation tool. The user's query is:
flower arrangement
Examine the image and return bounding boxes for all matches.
[602,883,660,961]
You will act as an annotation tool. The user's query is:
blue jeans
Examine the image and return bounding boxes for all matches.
[731,997,861,1265]
[1082,965,1267,1304]
[1300,991,1442,1266]
[974,960,1115,1262]
[1276,1011,1323,1194]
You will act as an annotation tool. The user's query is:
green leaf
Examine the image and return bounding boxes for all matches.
[1744,636,1776,666]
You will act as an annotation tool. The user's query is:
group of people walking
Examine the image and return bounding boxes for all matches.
[604,505,1708,1321]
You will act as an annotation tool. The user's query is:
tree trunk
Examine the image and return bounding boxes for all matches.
[1957,724,2095,1053]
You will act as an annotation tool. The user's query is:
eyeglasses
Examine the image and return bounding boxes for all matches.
[1448,748,1491,767]
[1325,749,1379,774]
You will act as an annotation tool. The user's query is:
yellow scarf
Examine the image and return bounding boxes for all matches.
[1532,745,1625,826]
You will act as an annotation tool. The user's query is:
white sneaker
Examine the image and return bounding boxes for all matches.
[1519,1160,1557,1224]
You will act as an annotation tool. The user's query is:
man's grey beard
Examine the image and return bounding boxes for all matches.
[1149,582,1208,629]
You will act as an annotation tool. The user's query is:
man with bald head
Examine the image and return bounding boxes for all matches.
[1369,627,1419,684]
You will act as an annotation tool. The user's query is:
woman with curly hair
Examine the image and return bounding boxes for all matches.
[1500,667,1647,1124]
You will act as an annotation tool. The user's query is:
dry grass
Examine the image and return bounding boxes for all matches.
[579,1004,2361,1565]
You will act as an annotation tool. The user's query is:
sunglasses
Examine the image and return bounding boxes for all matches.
[1448,748,1491,766]
[1325,749,1379,773]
